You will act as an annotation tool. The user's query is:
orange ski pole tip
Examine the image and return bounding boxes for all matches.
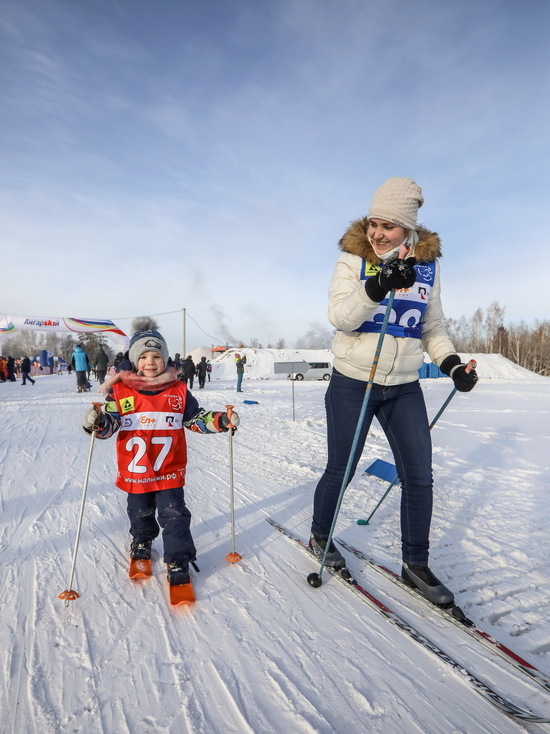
[225,552,242,564]
[58,589,80,600]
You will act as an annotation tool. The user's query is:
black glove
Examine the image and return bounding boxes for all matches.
[365,258,417,302]
[440,355,478,393]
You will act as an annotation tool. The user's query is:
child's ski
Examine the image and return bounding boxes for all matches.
[169,580,195,606]
[129,557,195,605]
[129,557,153,579]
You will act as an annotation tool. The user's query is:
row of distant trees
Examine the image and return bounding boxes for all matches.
[445,301,549,376]
[2,303,547,375]
[246,323,334,350]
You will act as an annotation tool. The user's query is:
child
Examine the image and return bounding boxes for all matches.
[82,325,239,587]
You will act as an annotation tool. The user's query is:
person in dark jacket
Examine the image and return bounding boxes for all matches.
[7,356,17,382]
[21,356,36,385]
[197,356,208,389]
[181,356,195,389]
[70,344,90,392]
[94,346,109,385]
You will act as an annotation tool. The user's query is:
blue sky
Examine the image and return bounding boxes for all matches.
[2,0,549,354]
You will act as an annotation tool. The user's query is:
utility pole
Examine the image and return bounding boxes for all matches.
[182,307,186,357]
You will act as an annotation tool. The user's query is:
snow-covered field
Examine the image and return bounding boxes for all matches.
[1,355,550,733]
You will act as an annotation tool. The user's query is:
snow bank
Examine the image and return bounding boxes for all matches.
[194,347,545,382]
[208,347,334,380]
[458,353,546,381]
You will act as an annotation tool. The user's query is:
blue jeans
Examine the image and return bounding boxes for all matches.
[236,372,243,392]
[312,370,433,565]
[127,487,196,564]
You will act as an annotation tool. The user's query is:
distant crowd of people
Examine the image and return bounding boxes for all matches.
[2,346,247,393]
[173,354,212,390]
[69,346,224,393]
[0,355,37,385]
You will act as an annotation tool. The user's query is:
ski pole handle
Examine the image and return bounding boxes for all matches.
[225,404,236,431]
[465,359,476,374]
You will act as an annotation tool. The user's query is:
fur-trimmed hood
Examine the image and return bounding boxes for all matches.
[338,218,442,265]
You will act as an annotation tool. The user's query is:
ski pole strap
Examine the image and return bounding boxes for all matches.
[91,401,104,431]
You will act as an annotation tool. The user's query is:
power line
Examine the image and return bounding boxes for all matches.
[111,309,183,320]
[112,308,225,346]
[185,311,225,346]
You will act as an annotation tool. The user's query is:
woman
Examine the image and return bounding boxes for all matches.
[310,177,477,606]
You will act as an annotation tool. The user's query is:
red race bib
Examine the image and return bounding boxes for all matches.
[112,382,189,493]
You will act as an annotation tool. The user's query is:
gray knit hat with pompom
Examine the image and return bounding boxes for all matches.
[128,329,169,369]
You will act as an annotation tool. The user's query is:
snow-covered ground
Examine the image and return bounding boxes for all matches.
[1,355,550,733]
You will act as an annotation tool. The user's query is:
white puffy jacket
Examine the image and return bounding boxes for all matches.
[328,221,457,385]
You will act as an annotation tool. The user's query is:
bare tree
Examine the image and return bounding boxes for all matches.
[445,302,549,376]
[484,302,506,353]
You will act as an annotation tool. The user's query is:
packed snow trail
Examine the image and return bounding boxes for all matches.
[1,369,550,733]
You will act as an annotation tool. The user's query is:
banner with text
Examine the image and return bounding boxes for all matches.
[0,315,129,350]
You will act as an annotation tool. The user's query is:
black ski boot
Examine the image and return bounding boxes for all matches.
[309,533,346,571]
[167,561,190,586]
[401,562,454,607]
[130,539,152,560]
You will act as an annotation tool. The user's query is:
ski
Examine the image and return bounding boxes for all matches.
[129,557,153,579]
[266,517,550,723]
[166,564,196,606]
[129,557,195,605]
[335,536,550,695]
[168,579,195,606]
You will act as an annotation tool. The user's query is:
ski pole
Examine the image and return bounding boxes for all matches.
[58,402,103,606]
[224,404,242,563]
[357,359,477,525]
[307,290,397,588]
